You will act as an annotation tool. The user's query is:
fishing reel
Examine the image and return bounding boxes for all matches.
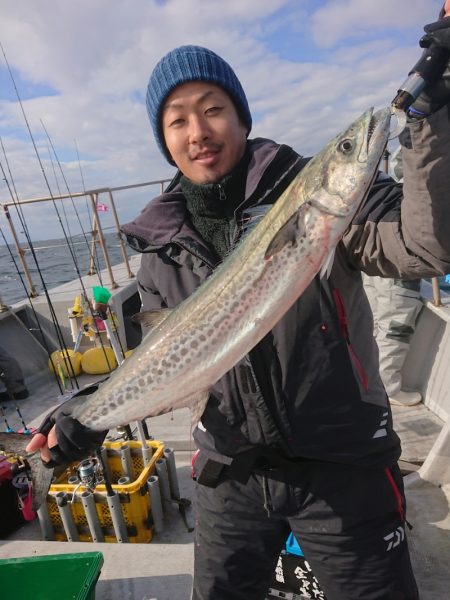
[68,456,103,500]
[78,457,100,491]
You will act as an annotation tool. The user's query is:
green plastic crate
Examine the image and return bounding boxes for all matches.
[0,551,103,600]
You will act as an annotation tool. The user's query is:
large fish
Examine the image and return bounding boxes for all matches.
[1,107,390,510]
[72,106,391,430]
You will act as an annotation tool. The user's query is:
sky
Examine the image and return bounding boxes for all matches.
[0,0,444,243]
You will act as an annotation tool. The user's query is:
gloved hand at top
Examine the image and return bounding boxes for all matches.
[410,2,450,118]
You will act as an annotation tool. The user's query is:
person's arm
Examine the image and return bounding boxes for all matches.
[342,4,450,278]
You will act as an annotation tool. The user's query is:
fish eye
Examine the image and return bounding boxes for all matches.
[339,139,354,154]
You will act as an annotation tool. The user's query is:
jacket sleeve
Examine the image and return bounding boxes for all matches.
[342,104,450,279]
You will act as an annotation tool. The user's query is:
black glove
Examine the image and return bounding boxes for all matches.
[410,15,450,117]
[38,381,108,467]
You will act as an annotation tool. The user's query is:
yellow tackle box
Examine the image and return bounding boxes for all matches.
[46,439,164,543]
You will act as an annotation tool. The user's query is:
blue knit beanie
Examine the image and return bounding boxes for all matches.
[146,45,252,164]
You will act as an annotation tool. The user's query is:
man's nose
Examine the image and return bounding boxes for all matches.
[188,115,210,144]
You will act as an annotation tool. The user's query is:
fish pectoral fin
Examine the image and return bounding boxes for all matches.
[132,308,172,329]
[189,390,210,426]
[320,248,336,279]
[265,211,305,259]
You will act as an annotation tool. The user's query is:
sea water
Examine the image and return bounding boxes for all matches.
[0,232,138,306]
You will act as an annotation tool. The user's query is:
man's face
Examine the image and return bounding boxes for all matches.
[162,81,248,184]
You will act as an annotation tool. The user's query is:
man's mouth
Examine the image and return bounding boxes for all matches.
[191,145,222,162]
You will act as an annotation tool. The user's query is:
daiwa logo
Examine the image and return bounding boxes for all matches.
[384,525,405,551]
[372,411,388,439]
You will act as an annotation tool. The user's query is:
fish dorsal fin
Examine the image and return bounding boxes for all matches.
[132,308,172,329]
[189,389,210,426]
[265,209,306,260]
[239,204,272,239]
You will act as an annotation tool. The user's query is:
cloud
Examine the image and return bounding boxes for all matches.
[0,0,444,244]
[310,0,441,48]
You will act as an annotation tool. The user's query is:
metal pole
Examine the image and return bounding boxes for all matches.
[155,457,171,508]
[81,491,104,542]
[120,444,134,480]
[432,277,442,307]
[136,421,152,466]
[106,493,129,543]
[37,503,55,541]
[101,313,124,366]
[89,193,118,289]
[96,447,128,542]
[88,206,99,276]
[163,447,180,500]
[147,475,164,533]
[107,190,134,279]
[56,492,79,542]
[2,205,38,297]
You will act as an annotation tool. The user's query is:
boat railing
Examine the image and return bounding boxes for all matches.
[0,178,172,298]
[1,175,446,307]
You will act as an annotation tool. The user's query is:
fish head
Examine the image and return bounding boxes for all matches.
[304,107,391,218]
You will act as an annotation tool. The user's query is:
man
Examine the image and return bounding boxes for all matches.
[28,4,450,599]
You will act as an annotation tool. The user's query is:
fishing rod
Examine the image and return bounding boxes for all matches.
[42,121,105,286]
[74,137,104,280]
[0,142,79,388]
[40,122,125,373]
[0,152,72,392]
[46,142,78,259]
[0,222,64,394]
[1,42,119,378]
[14,404,30,435]
[0,406,14,432]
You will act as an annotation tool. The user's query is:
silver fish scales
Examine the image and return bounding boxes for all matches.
[72,106,391,430]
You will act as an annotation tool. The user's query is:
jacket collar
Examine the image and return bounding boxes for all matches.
[121,137,297,252]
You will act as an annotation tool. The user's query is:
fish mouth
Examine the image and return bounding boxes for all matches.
[366,107,391,151]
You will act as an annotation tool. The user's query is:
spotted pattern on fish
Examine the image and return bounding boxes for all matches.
[72,107,391,431]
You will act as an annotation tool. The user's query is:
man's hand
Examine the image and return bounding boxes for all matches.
[410,4,450,117]
[26,427,58,464]
[25,387,108,467]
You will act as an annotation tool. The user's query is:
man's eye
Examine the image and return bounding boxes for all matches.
[169,118,184,127]
[205,106,222,115]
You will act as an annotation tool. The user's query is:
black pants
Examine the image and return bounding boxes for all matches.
[192,462,419,600]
